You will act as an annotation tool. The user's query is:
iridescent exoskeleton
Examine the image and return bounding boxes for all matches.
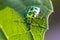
[25,6,41,25]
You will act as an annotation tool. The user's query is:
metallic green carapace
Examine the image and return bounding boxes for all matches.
[25,6,40,24]
[25,6,47,29]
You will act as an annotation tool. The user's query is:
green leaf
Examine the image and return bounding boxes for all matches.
[0,29,7,40]
[0,0,53,40]
[0,7,29,40]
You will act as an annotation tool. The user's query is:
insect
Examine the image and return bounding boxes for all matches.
[25,6,41,25]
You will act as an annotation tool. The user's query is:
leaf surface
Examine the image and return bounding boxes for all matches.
[0,0,53,40]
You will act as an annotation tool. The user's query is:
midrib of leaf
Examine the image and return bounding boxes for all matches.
[0,7,29,39]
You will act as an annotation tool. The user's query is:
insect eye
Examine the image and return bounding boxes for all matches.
[31,8,33,10]
[35,8,38,10]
